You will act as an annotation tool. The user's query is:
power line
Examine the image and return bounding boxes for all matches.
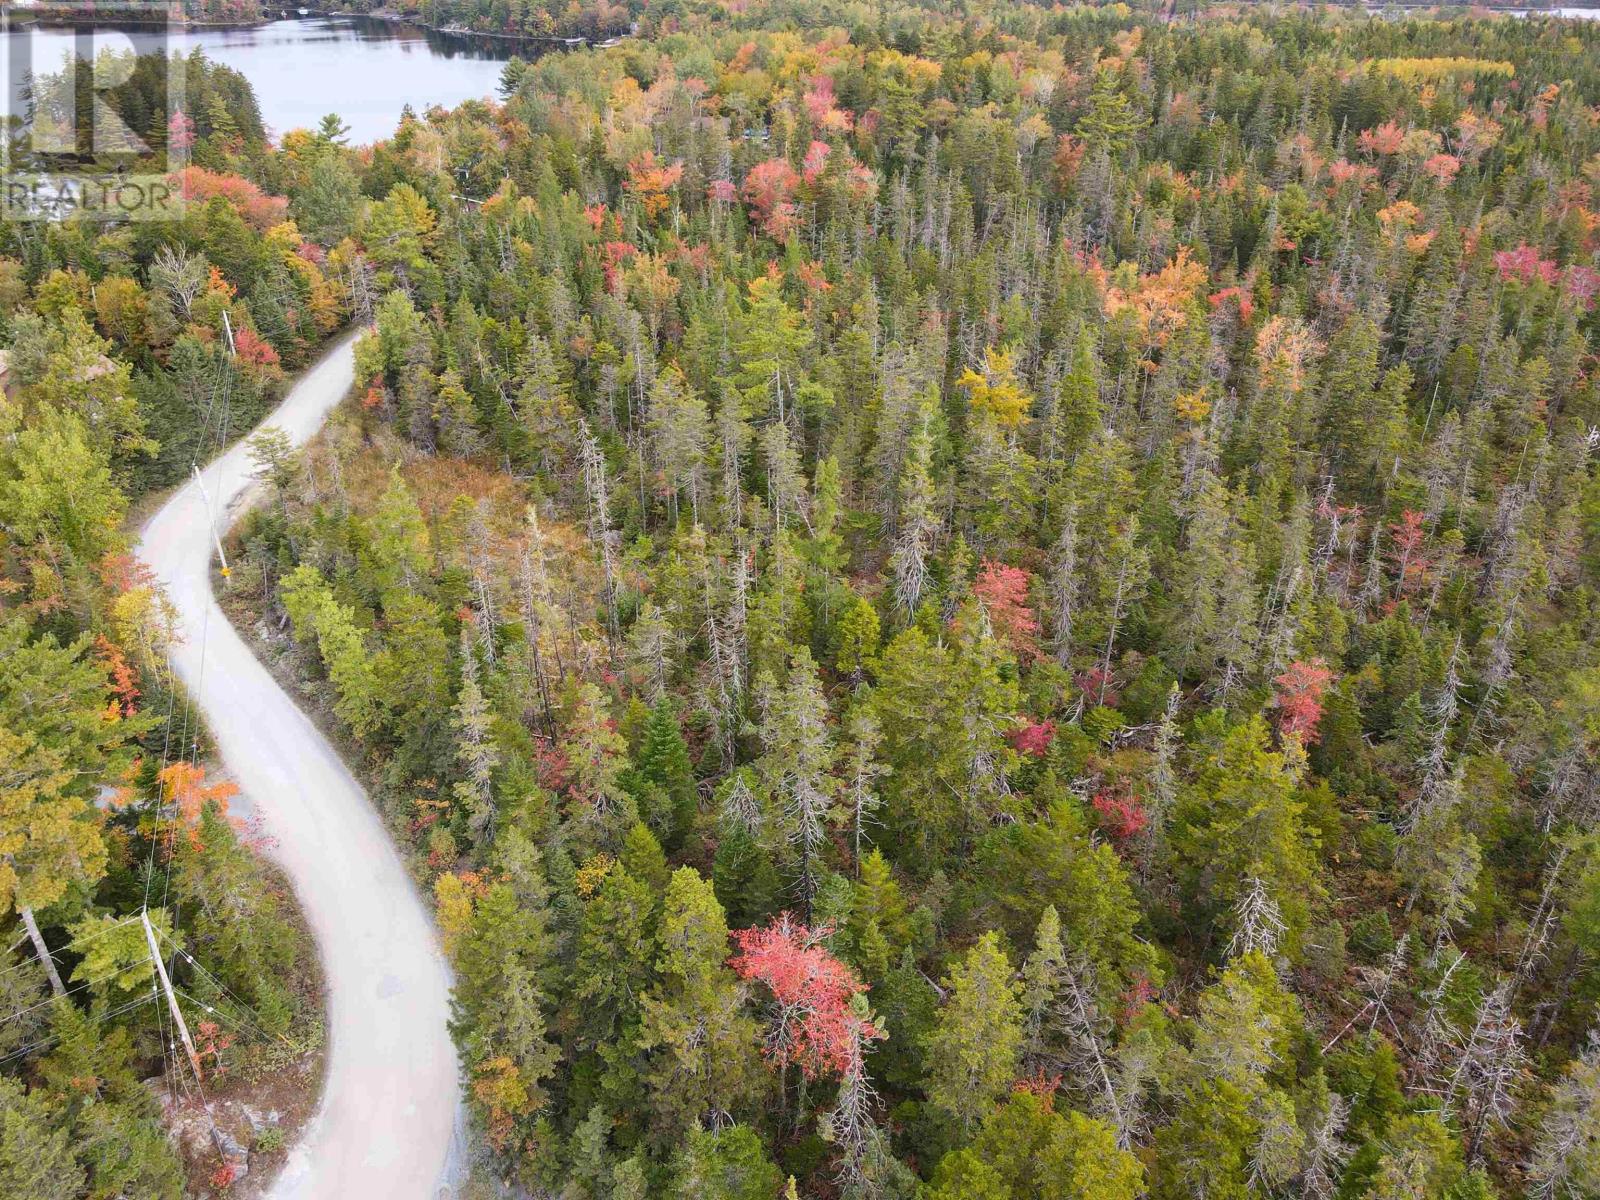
[143,910,203,1081]
[0,990,159,1072]
[173,985,267,1048]
[157,399,235,947]
[0,958,158,1030]
[153,927,280,1045]
[153,968,177,1107]
[142,921,230,1162]
[2,254,294,1100]
[140,642,182,913]
[0,914,144,988]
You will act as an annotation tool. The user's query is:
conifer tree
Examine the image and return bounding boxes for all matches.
[838,707,887,874]
[756,650,834,917]
[560,682,633,845]
[451,880,559,1152]
[365,465,431,598]
[279,564,387,738]
[927,1090,1142,1200]
[1178,716,1320,956]
[454,623,501,846]
[633,699,697,848]
[923,932,1024,1136]
[669,1125,783,1200]
[638,869,764,1144]
[1526,1028,1600,1199]
[0,1076,82,1200]
[573,864,657,1054]
[1077,70,1148,157]
[1155,951,1304,1200]
[646,365,711,525]
[890,407,939,618]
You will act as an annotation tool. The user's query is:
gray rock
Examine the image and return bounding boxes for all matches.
[212,1125,251,1180]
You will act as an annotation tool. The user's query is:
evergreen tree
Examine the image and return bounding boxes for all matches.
[668,1125,783,1200]
[637,869,764,1145]
[0,619,144,994]
[279,564,387,738]
[928,1092,1142,1200]
[453,624,501,845]
[0,1076,83,1200]
[756,650,835,917]
[1077,71,1148,156]
[923,932,1024,1136]
[572,865,657,1051]
[1155,952,1305,1200]
[1177,717,1320,957]
[34,1006,183,1198]
[451,879,559,1153]
[633,699,697,849]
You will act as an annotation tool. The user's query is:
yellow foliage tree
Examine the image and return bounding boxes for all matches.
[959,346,1033,429]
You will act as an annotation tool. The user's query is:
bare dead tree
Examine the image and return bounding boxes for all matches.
[1525,1027,1600,1200]
[1447,981,1527,1163]
[1298,1091,1353,1200]
[1226,876,1287,964]
[578,418,621,650]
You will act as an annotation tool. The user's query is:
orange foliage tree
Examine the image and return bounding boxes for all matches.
[155,762,239,850]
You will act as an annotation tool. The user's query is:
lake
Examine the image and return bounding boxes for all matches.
[2,16,518,146]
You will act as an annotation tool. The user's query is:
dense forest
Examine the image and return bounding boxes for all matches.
[11,0,634,40]
[0,51,327,1198]
[7,0,1600,1197]
[327,0,638,41]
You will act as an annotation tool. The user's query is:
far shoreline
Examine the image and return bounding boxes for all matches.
[4,7,626,48]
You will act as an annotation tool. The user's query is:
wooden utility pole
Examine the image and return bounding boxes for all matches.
[18,904,66,997]
[191,464,231,578]
[142,910,204,1082]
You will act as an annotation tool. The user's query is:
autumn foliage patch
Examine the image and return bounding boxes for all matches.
[730,915,882,1080]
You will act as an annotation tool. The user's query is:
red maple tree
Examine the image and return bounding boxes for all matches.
[598,241,638,294]
[1273,657,1334,745]
[803,75,853,132]
[801,139,832,184]
[170,166,288,232]
[1356,120,1405,157]
[1387,509,1431,597]
[156,762,240,851]
[167,108,197,152]
[1561,264,1600,310]
[1494,243,1560,286]
[232,326,281,369]
[361,376,388,412]
[1010,719,1056,759]
[94,635,141,718]
[973,559,1041,661]
[1092,786,1149,842]
[623,150,684,221]
[742,158,801,243]
[1208,285,1255,322]
[731,915,881,1079]
[1075,666,1120,708]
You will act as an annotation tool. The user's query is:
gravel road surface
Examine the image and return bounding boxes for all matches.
[137,333,462,1199]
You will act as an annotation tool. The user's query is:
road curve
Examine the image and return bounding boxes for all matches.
[137,333,462,1199]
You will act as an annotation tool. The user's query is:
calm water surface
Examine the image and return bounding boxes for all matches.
[3,16,518,146]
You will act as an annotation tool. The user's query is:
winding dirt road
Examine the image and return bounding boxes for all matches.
[137,333,462,1199]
